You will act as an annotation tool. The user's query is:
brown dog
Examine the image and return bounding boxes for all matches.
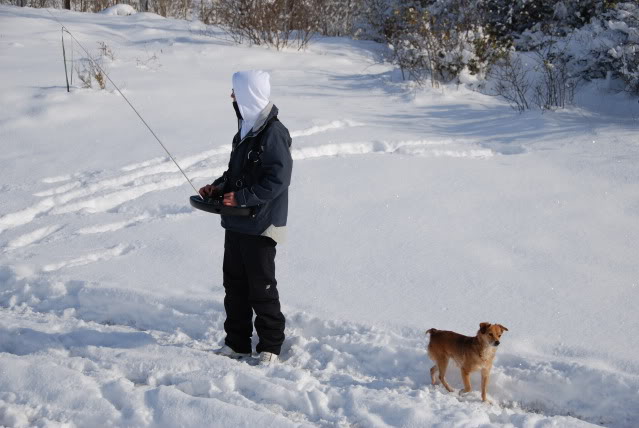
[426,322,508,402]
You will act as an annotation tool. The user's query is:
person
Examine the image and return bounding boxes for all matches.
[199,70,293,366]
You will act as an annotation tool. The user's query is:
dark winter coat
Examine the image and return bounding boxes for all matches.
[213,103,293,242]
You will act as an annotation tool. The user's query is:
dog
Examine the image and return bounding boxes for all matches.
[426,322,508,402]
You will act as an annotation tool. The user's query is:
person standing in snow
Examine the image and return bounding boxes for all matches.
[199,70,292,365]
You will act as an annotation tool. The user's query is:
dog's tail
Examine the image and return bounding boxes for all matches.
[426,328,438,335]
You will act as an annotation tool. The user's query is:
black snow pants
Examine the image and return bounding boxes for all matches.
[223,230,285,355]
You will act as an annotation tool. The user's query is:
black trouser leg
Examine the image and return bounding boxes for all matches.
[222,231,253,354]
[241,234,285,355]
[223,230,285,355]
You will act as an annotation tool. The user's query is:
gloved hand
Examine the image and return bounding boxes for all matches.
[198,184,222,199]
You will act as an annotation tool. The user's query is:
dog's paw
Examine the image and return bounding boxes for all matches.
[431,384,453,393]
[458,390,485,404]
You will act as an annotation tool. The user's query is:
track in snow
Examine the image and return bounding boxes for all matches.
[0,120,493,258]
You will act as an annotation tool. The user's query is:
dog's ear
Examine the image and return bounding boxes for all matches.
[479,322,491,333]
[497,324,509,332]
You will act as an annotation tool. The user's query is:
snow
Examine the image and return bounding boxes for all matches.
[1,5,639,427]
[99,4,136,16]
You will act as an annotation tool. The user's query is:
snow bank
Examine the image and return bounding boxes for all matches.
[99,4,136,16]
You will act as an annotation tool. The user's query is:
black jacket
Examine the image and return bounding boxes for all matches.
[213,103,293,240]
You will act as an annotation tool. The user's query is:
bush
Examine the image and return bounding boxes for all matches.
[206,0,319,50]
[315,0,363,37]
[368,0,510,86]
[75,41,115,90]
[487,52,531,112]
[580,1,639,94]
[481,0,620,44]
[514,1,639,95]
[531,47,579,110]
[151,0,191,19]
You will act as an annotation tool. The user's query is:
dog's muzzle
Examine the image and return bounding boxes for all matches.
[493,341,500,346]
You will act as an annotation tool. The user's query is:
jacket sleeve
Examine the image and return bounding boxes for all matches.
[212,134,240,189]
[212,152,234,188]
[235,124,292,207]
[212,173,226,187]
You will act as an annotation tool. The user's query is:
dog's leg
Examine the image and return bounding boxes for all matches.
[481,368,492,403]
[430,365,439,385]
[460,368,472,394]
[437,358,454,392]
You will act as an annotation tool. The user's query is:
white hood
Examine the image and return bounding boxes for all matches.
[232,70,271,139]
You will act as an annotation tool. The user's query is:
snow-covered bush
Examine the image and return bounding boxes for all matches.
[481,0,620,43]
[577,2,639,93]
[366,0,510,86]
[358,0,636,95]
[356,0,397,42]
[514,1,639,95]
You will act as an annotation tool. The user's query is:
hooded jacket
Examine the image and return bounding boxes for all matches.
[213,71,293,242]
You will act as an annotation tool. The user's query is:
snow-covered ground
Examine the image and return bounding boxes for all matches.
[1,5,639,427]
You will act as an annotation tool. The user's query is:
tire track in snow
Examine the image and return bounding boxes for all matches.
[4,225,63,251]
[76,214,150,235]
[0,136,492,236]
[41,243,138,272]
[291,139,494,160]
[33,181,82,197]
[0,198,57,235]
[35,147,230,209]
[120,156,167,172]
[75,205,192,235]
[290,119,364,138]
[41,174,73,184]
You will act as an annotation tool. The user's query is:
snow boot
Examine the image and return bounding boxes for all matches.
[258,352,278,366]
[214,345,251,359]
